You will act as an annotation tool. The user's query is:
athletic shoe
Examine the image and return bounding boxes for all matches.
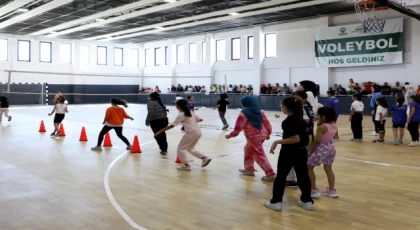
[160,151,168,156]
[177,165,191,171]
[201,157,212,167]
[391,140,399,145]
[126,145,133,151]
[320,188,339,198]
[50,132,56,137]
[311,189,321,199]
[239,169,255,176]
[285,181,298,188]
[408,141,419,147]
[264,201,282,211]
[399,140,404,145]
[261,175,276,182]
[369,131,379,136]
[298,200,313,211]
[223,125,229,130]
[55,132,61,137]
[333,136,340,141]
[91,146,103,151]
[8,116,11,122]
[372,139,384,143]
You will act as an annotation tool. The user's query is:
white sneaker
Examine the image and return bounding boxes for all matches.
[298,200,313,211]
[264,201,282,211]
[369,132,379,136]
[261,175,276,182]
[177,165,191,171]
[91,146,103,151]
[408,141,419,147]
[239,169,255,176]
[201,158,212,167]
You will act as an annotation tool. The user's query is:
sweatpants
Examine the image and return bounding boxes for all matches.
[97,125,130,146]
[0,108,10,121]
[351,112,363,139]
[177,130,206,163]
[287,134,313,182]
[271,147,313,203]
[408,121,420,142]
[150,117,169,152]
[219,111,228,126]
[244,135,275,176]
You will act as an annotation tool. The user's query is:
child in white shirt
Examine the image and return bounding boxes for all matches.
[373,97,388,143]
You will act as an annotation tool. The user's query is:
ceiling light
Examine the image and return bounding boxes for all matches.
[17,9,29,12]
[164,0,176,3]
[48,32,58,37]
[155,26,164,30]
[95,18,105,22]
[229,12,240,16]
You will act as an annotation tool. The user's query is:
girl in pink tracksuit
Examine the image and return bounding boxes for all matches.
[225,96,276,182]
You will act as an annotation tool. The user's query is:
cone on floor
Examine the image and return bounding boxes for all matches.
[79,127,88,141]
[175,156,182,163]
[103,132,113,147]
[131,135,141,153]
[39,120,46,132]
[59,124,66,136]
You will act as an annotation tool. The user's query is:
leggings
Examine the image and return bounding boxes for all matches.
[150,117,169,152]
[97,125,130,147]
[408,122,420,142]
[351,113,363,139]
[219,111,228,126]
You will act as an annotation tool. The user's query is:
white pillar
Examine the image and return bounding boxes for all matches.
[252,27,264,96]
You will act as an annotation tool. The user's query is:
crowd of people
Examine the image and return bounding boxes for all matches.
[331,79,420,97]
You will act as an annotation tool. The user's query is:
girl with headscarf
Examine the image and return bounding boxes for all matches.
[299,81,318,108]
[225,96,276,182]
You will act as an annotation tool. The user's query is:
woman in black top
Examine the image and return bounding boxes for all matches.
[146,92,169,156]
[214,93,230,130]
[0,96,12,122]
[265,96,313,211]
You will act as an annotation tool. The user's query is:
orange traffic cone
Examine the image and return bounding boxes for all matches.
[103,132,113,147]
[131,136,141,153]
[175,156,182,163]
[39,120,46,132]
[79,127,88,141]
[59,124,66,136]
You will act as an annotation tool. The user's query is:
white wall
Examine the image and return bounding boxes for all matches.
[1,9,419,93]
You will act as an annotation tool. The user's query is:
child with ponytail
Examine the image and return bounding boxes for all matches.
[146,92,169,155]
[265,97,313,211]
[155,99,211,171]
[91,98,133,151]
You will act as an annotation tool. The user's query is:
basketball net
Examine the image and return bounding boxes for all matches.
[355,0,389,34]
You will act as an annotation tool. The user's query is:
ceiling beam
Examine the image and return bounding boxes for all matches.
[45,0,202,37]
[31,0,162,36]
[0,0,33,18]
[85,0,297,41]
[0,0,74,30]
[99,0,339,42]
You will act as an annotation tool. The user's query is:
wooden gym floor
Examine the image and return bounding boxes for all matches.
[0,104,419,230]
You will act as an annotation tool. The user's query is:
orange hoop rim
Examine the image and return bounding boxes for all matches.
[355,0,389,11]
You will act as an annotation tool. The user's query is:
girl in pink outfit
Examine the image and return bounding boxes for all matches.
[225,96,276,182]
[308,107,339,199]
[155,99,212,171]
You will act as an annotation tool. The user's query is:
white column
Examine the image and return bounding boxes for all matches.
[252,27,264,96]
[206,34,215,82]
[168,39,177,86]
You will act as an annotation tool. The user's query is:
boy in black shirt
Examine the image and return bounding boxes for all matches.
[214,93,230,130]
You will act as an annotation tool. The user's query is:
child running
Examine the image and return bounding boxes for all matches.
[214,93,230,130]
[372,97,388,143]
[325,90,340,140]
[181,96,199,131]
[155,99,211,171]
[0,96,12,122]
[225,96,276,182]
[349,93,364,142]
[308,107,339,199]
[265,97,313,211]
[391,95,407,145]
[407,95,420,147]
[91,98,133,151]
[48,96,68,136]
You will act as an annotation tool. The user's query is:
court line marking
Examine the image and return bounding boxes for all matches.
[104,140,154,230]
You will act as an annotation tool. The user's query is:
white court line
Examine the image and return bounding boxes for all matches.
[104,140,154,230]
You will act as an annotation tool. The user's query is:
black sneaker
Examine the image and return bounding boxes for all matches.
[372,139,384,143]
[285,181,298,188]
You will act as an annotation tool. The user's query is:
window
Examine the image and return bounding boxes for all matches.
[128,49,138,67]
[189,43,197,63]
[97,46,107,65]
[39,42,52,63]
[248,36,254,59]
[114,47,123,66]
[202,41,206,62]
[18,40,30,62]
[155,47,161,66]
[176,45,184,64]
[81,45,90,65]
[0,39,7,61]
[145,49,153,67]
[265,33,277,58]
[231,38,241,60]
[216,40,225,61]
[165,46,168,65]
[60,43,72,64]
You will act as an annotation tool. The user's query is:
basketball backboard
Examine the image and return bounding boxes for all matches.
[389,0,420,14]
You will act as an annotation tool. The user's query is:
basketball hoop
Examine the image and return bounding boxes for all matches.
[355,0,389,34]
